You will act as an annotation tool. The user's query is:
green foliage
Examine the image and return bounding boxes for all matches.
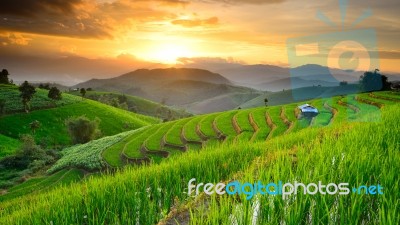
[48,87,62,101]
[0,135,55,178]
[29,120,41,134]
[0,69,10,84]
[48,131,134,173]
[0,98,5,115]
[80,88,86,98]
[65,116,100,144]
[359,70,391,92]
[18,81,36,112]
[0,84,80,114]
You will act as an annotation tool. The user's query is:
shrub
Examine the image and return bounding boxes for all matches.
[65,116,101,144]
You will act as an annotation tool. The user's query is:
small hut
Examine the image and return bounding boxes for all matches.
[298,104,319,118]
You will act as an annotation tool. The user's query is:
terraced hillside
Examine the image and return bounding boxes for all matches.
[48,91,399,173]
[0,92,399,224]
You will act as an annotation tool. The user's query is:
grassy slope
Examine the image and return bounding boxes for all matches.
[0,103,398,224]
[70,91,191,119]
[0,98,159,146]
[0,169,84,202]
[0,85,80,114]
[0,135,21,159]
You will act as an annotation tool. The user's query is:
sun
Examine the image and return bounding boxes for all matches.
[149,44,191,64]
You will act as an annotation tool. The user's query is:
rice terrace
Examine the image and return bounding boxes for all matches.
[0,79,399,224]
[0,0,400,224]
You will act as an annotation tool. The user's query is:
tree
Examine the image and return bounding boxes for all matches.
[80,88,86,99]
[30,120,41,134]
[0,69,10,84]
[0,99,5,115]
[48,87,62,102]
[66,116,100,144]
[359,69,391,92]
[38,83,50,90]
[18,81,36,113]
[339,81,348,86]
[264,98,268,107]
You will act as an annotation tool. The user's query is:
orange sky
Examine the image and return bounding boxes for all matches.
[0,0,400,74]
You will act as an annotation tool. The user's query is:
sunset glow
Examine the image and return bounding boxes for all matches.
[0,0,399,83]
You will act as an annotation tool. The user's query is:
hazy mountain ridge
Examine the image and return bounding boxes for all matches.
[74,68,259,113]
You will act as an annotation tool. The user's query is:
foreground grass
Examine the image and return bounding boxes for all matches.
[1,104,398,224]
[189,105,400,224]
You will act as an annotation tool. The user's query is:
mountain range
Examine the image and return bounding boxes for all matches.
[73,65,400,113]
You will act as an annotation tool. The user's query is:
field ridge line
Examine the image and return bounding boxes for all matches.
[369,92,400,102]
[280,106,293,134]
[323,102,337,125]
[265,111,276,140]
[249,112,260,141]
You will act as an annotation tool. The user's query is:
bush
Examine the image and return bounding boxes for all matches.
[65,116,101,144]
[0,135,52,170]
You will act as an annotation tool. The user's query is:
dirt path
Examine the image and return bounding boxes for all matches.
[355,95,383,108]
[265,111,277,140]
[323,102,337,125]
[212,119,226,141]
[369,93,400,102]
[180,127,204,149]
[338,98,359,112]
[249,112,260,141]
[280,106,293,134]
[195,123,209,141]
[232,113,242,135]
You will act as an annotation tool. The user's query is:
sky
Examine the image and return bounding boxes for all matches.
[0,0,399,84]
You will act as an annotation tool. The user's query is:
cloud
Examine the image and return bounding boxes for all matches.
[171,17,219,28]
[203,0,285,5]
[0,32,31,46]
[0,0,113,39]
[0,0,83,17]
[0,0,184,39]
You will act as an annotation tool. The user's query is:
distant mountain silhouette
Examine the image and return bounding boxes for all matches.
[215,64,368,91]
[74,68,259,113]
